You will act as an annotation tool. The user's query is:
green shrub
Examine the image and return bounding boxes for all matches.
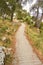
[39,22,43,36]
[24,16,31,24]
[40,22,43,30]
[0,26,8,33]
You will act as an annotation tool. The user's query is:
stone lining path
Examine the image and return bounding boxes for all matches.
[13,23,43,65]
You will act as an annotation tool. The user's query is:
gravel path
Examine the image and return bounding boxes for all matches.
[13,23,43,65]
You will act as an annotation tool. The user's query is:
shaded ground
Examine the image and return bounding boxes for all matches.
[13,23,43,65]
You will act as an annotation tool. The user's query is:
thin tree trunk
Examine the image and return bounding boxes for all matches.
[35,6,39,28]
[11,12,13,22]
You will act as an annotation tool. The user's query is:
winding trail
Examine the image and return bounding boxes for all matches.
[13,23,43,65]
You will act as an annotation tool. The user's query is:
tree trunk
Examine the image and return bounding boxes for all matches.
[40,13,43,21]
[35,13,43,29]
[35,6,40,28]
[11,12,13,22]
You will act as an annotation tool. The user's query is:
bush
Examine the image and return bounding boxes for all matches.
[39,22,43,33]
[0,26,8,33]
[24,16,31,24]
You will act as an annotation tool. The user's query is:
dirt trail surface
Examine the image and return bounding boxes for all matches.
[13,23,43,65]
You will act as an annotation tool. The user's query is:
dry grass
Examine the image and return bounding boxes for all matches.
[25,25,43,55]
[0,19,20,65]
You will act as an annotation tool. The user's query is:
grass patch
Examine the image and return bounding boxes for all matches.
[0,20,20,47]
[26,25,43,55]
[0,19,20,65]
